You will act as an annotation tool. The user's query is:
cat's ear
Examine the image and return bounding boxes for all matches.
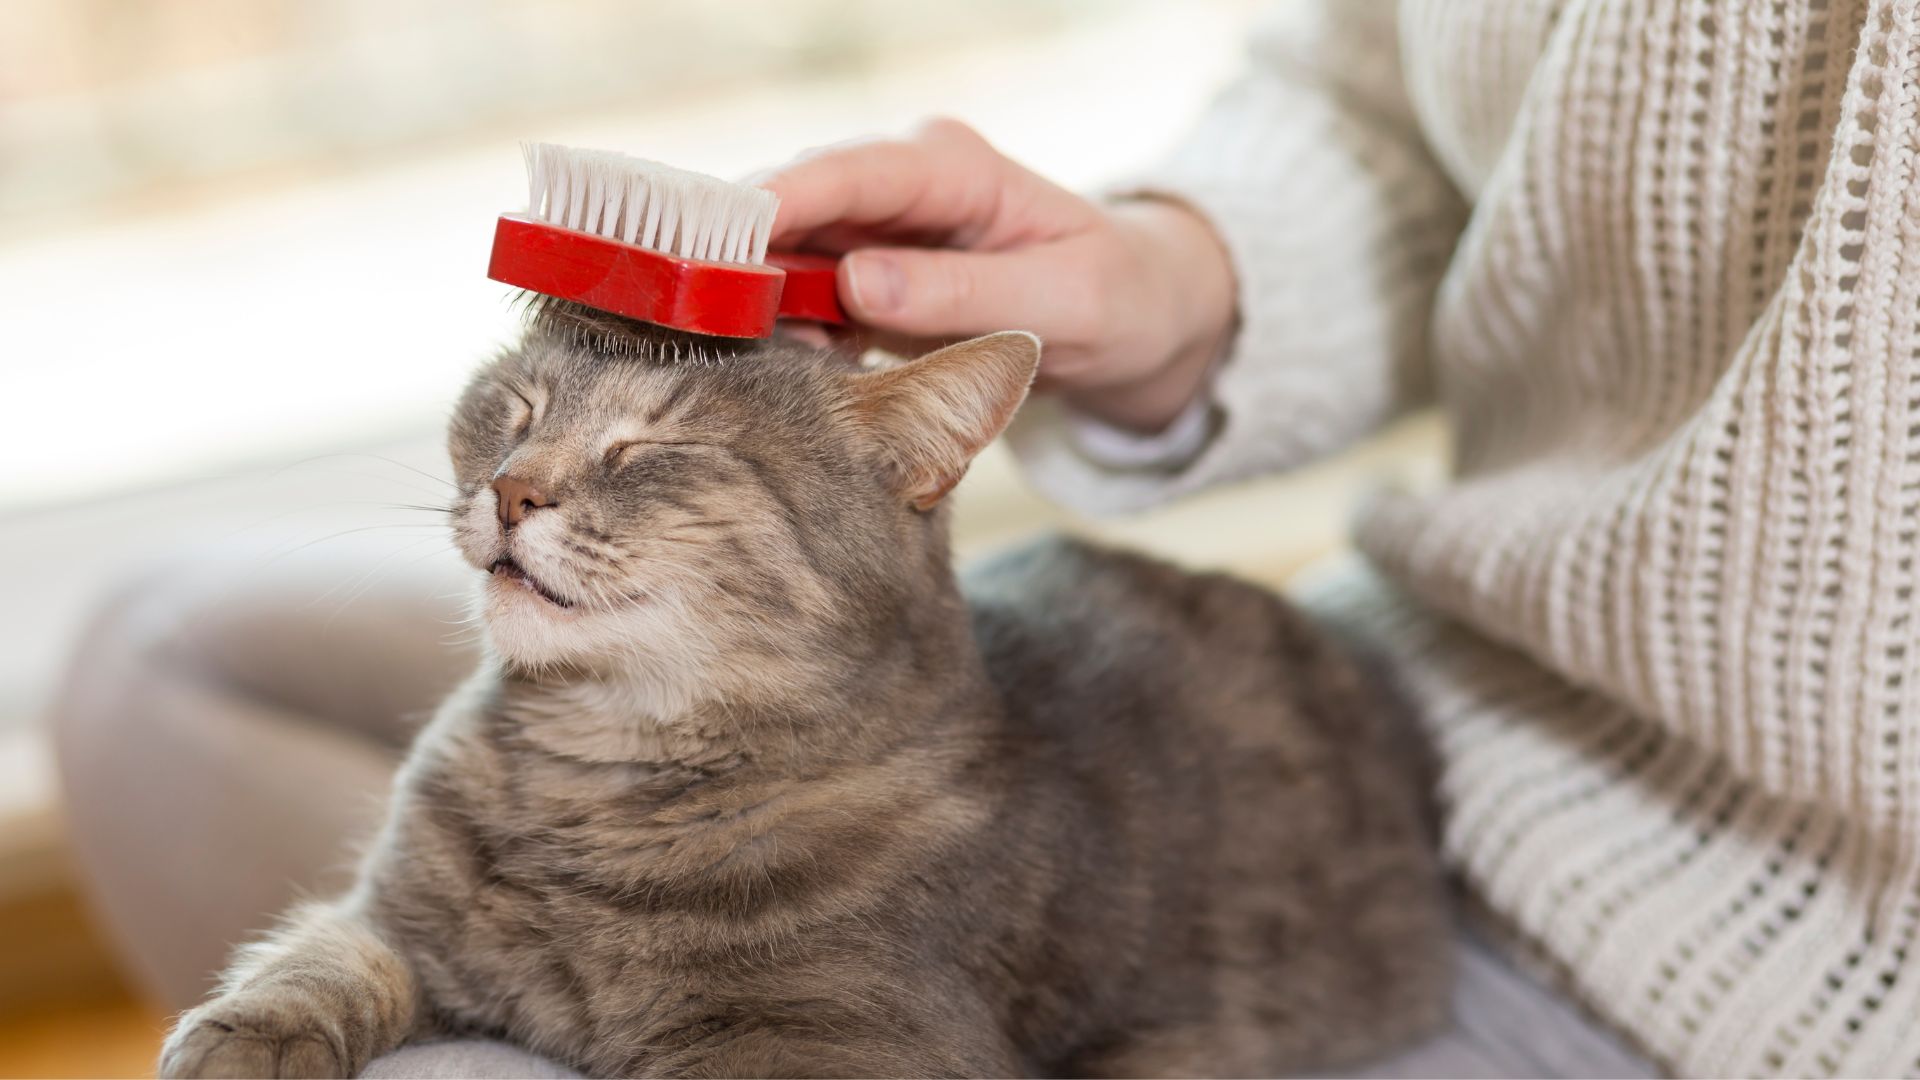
[846,331,1041,510]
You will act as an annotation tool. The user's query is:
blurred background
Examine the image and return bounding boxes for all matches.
[0,1,1440,1075]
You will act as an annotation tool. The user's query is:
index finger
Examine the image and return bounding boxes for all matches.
[755,128,998,248]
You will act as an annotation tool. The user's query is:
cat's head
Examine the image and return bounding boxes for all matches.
[447,307,1039,713]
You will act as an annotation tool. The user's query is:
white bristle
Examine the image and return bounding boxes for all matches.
[522,142,779,265]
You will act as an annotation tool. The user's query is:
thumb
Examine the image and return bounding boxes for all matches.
[839,245,1084,341]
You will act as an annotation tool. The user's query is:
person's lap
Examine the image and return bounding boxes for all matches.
[52,546,1654,1078]
[354,930,1655,1079]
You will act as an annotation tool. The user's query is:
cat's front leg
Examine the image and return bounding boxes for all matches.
[159,900,417,1080]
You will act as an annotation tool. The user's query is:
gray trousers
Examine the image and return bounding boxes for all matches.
[50,545,1657,1078]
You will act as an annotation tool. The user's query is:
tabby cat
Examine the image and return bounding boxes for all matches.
[159,308,1448,1078]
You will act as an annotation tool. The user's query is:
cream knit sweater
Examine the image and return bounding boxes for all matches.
[1009,1,1920,1075]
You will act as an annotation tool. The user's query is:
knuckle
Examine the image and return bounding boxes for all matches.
[914,115,985,152]
[791,133,884,165]
[771,135,891,190]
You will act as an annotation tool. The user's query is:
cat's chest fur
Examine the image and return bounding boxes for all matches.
[372,702,996,1074]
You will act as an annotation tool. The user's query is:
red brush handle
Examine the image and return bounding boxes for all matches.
[487,214,846,339]
[765,251,847,326]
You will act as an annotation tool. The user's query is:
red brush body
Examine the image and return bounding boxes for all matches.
[487,145,845,340]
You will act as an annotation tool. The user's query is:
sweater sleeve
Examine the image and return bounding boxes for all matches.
[1004,0,1468,514]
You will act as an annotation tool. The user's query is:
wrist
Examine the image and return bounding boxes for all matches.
[1064,198,1236,434]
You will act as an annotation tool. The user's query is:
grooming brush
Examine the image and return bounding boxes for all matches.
[488,143,846,339]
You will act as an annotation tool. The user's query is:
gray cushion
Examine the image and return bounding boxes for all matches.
[361,1039,583,1079]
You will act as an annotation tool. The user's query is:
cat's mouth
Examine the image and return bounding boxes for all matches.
[489,557,575,610]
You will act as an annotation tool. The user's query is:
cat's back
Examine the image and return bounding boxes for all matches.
[964,533,1403,759]
[963,534,1428,822]
[962,535,1449,1073]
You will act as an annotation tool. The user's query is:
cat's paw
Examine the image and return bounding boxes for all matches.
[158,991,352,1080]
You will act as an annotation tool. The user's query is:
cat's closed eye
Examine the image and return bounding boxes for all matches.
[602,439,707,469]
[506,385,539,435]
[603,440,639,469]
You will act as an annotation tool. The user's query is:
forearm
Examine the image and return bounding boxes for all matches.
[1008,1,1468,514]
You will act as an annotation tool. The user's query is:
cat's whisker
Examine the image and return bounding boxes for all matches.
[266,464,456,505]
[255,523,451,569]
[432,601,486,622]
[307,535,452,620]
[279,452,458,491]
[560,536,621,565]
[201,500,459,554]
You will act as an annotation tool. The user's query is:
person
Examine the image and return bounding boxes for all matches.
[54,0,1920,1075]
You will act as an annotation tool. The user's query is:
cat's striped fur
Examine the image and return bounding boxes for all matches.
[160,311,1447,1078]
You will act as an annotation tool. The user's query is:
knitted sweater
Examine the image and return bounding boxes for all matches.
[1007,1,1920,1075]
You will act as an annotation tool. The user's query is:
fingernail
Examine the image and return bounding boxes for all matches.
[846,254,904,314]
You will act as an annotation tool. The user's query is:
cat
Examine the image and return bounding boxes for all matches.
[158,305,1449,1079]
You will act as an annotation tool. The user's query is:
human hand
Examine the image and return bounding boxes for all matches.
[758,118,1235,433]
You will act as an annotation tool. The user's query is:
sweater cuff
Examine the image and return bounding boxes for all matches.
[1059,389,1215,472]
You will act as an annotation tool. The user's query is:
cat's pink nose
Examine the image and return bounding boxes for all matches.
[492,475,553,527]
